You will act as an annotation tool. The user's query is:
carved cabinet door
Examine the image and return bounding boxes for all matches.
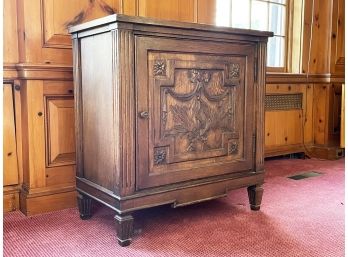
[136,36,256,189]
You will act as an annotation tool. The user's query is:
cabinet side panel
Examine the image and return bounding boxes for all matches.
[80,32,117,191]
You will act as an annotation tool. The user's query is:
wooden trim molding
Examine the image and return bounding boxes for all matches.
[3,185,21,212]
[7,63,344,84]
[266,72,345,84]
[3,63,19,80]
[265,144,309,158]
[20,189,77,216]
[15,63,73,80]
[21,183,75,198]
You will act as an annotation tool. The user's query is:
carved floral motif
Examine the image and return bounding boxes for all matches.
[154,148,167,165]
[163,69,234,153]
[229,142,238,154]
[228,63,240,79]
[153,60,166,76]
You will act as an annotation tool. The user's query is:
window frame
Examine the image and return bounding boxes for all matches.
[216,0,291,72]
[250,0,290,72]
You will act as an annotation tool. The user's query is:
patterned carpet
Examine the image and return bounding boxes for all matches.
[4,158,345,257]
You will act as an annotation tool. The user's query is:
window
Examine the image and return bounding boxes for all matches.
[216,0,288,69]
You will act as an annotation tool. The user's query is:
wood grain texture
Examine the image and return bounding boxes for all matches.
[255,42,267,172]
[20,190,77,216]
[313,84,329,145]
[288,0,304,73]
[138,0,195,22]
[43,0,120,48]
[79,32,117,192]
[3,0,19,63]
[3,188,20,212]
[13,81,24,186]
[312,83,341,148]
[265,83,314,156]
[45,97,75,167]
[15,64,73,81]
[302,0,333,74]
[46,166,75,186]
[121,0,137,15]
[197,0,216,25]
[72,37,84,181]
[16,0,121,65]
[20,81,46,189]
[116,29,135,195]
[330,0,345,74]
[3,84,19,186]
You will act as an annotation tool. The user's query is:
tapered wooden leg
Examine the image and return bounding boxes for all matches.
[77,193,92,220]
[247,185,263,211]
[115,213,134,247]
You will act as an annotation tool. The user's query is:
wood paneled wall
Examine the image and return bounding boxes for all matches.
[3,0,344,214]
[265,82,313,157]
[302,0,345,75]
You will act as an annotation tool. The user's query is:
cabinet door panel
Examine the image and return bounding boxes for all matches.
[45,96,75,167]
[4,84,19,186]
[136,37,255,189]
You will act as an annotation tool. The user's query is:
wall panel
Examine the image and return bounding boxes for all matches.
[265,82,313,157]
[3,84,19,186]
[138,0,196,22]
[3,0,19,64]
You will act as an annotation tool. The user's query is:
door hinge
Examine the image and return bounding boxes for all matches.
[254,57,258,82]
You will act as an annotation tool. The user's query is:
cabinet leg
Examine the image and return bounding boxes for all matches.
[77,193,92,220]
[115,213,134,247]
[247,185,263,211]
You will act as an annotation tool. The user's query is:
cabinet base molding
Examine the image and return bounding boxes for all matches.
[3,186,20,213]
[20,188,77,216]
[309,145,344,160]
[77,172,264,246]
[77,172,265,214]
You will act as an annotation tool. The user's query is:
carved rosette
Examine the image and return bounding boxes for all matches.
[228,63,240,79]
[153,60,166,76]
[154,147,167,165]
[229,141,239,155]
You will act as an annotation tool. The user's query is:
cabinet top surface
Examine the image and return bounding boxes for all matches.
[69,14,273,38]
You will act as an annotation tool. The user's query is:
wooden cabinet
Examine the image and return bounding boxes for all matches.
[71,14,271,246]
[3,0,345,215]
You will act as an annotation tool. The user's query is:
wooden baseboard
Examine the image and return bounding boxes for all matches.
[265,144,309,157]
[3,186,20,212]
[20,189,77,216]
[309,145,344,160]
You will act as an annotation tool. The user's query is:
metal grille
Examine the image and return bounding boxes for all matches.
[265,93,303,111]
[288,171,322,180]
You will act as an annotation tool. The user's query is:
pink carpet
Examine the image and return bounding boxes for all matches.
[4,158,345,257]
